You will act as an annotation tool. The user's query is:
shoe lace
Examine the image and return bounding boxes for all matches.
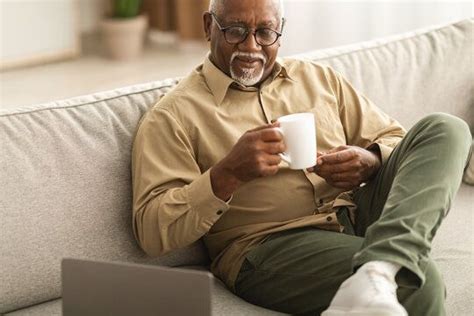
[367,269,397,298]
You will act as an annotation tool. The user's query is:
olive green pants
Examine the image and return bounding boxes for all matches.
[234,113,472,316]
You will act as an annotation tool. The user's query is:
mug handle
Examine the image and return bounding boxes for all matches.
[274,127,291,164]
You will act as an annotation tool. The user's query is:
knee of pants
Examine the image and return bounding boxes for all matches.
[398,259,446,314]
[416,113,472,163]
[420,113,471,146]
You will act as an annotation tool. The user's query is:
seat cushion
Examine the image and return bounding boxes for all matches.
[5,276,286,316]
[6,181,473,316]
[5,299,61,316]
[431,184,474,315]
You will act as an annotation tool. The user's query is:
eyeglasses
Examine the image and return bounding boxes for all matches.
[210,12,283,47]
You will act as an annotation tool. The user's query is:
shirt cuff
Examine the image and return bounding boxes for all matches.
[187,169,231,225]
[368,142,394,165]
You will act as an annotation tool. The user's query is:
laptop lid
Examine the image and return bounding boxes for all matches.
[62,258,213,316]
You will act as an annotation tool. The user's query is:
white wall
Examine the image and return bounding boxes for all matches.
[0,0,79,69]
[279,0,473,55]
[76,0,472,54]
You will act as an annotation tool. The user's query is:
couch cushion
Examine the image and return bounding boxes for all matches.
[431,184,474,315]
[5,299,61,316]
[298,19,474,131]
[0,79,212,313]
[5,275,286,316]
[304,19,474,184]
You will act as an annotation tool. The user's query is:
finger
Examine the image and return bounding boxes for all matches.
[307,152,325,172]
[316,159,359,174]
[259,128,284,142]
[314,166,357,182]
[318,148,356,165]
[265,154,282,166]
[327,145,349,154]
[262,141,286,154]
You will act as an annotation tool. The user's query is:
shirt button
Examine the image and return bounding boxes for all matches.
[216,210,223,215]
[326,216,333,222]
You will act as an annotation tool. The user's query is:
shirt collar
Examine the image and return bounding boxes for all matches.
[271,57,294,82]
[202,54,294,106]
[202,56,235,106]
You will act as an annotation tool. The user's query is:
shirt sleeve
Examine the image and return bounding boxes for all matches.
[131,106,229,257]
[330,69,407,164]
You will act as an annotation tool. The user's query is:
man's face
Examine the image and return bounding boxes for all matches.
[204,0,281,86]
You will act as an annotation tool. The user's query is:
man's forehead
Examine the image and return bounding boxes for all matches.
[221,7,278,25]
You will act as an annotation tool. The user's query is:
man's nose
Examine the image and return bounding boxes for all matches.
[238,31,261,52]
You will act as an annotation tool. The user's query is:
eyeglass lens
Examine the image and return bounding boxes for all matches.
[225,27,278,46]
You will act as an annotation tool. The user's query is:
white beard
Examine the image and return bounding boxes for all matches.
[229,52,267,86]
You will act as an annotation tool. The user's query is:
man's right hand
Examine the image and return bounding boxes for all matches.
[210,122,285,201]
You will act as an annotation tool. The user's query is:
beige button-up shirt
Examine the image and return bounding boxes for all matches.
[132,56,406,290]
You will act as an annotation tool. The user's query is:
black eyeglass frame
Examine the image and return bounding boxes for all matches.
[209,11,285,47]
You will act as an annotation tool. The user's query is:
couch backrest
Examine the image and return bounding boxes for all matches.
[298,18,473,131]
[1,19,472,313]
[0,79,212,313]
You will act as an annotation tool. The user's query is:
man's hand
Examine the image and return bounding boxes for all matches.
[210,123,285,201]
[307,145,381,190]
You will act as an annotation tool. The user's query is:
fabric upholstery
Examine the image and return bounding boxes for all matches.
[5,185,472,316]
[300,19,474,180]
[1,19,472,315]
[0,79,211,313]
[297,19,473,130]
[5,273,285,316]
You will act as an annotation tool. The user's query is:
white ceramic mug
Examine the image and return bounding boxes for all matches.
[276,112,317,170]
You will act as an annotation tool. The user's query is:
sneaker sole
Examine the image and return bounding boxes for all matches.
[321,307,407,316]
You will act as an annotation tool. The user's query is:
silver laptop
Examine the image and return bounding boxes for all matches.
[62,258,213,316]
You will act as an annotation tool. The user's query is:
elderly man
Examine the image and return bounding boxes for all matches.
[131,0,471,315]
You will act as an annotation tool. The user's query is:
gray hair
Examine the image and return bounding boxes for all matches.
[209,0,285,26]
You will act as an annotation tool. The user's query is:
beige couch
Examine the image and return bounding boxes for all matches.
[1,19,472,315]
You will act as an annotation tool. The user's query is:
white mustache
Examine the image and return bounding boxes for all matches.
[230,52,267,65]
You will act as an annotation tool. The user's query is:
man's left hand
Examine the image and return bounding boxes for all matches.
[307,145,381,190]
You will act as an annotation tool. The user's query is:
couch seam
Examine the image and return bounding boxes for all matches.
[2,297,61,315]
[0,83,177,118]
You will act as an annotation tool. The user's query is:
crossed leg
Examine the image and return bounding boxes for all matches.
[234,113,471,316]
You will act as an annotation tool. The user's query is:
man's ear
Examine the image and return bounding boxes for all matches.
[203,12,212,41]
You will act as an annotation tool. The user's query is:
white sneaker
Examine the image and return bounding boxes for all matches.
[321,262,408,316]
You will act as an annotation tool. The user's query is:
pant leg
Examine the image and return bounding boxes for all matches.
[234,227,446,316]
[234,113,470,316]
[396,258,446,316]
[234,227,365,316]
[351,113,471,314]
